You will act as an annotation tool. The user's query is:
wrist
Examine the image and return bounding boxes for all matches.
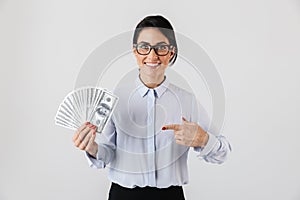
[197,126,209,147]
[88,150,97,159]
[88,143,98,158]
[201,132,209,147]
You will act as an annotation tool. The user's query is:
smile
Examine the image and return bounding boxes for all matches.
[144,62,161,68]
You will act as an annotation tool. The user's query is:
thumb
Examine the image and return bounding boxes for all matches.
[182,116,188,122]
[182,116,191,125]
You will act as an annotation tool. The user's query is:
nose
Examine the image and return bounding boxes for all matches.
[147,48,159,58]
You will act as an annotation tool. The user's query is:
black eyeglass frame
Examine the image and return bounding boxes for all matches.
[133,43,174,56]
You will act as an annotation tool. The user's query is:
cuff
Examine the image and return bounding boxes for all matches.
[194,132,218,156]
[96,144,107,161]
[85,151,105,168]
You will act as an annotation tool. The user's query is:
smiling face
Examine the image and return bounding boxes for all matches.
[133,28,175,88]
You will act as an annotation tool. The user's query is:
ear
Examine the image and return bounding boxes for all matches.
[133,47,141,67]
[169,47,176,60]
[133,47,139,58]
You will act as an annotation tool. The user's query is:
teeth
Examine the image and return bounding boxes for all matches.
[145,63,160,67]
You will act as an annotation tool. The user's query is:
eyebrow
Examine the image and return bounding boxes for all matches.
[138,41,168,45]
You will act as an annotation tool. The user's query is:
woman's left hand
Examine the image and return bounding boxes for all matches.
[162,117,209,147]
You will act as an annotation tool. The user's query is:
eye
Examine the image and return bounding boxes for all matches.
[156,45,168,50]
[138,44,150,49]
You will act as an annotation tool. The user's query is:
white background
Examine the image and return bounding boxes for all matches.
[1,0,300,200]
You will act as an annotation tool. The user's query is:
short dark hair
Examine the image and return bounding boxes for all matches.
[133,15,178,66]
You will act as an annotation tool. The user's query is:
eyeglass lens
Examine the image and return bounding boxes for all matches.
[136,44,170,56]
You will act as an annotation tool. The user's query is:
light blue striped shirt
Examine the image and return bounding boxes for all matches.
[86,73,231,188]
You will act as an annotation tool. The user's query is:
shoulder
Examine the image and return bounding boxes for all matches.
[167,83,195,99]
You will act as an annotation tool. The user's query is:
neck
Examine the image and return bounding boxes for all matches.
[139,74,165,89]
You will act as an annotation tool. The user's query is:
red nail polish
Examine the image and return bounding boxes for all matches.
[85,122,89,125]
[162,127,166,130]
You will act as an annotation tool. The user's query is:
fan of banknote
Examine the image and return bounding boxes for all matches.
[55,87,118,133]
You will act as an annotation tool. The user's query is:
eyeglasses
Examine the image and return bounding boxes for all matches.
[133,43,174,56]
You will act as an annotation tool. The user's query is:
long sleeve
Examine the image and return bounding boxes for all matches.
[85,118,117,168]
[83,77,231,188]
[191,95,232,164]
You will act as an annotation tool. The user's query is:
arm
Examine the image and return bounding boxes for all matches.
[73,119,116,169]
[162,96,231,164]
[192,97,231,164]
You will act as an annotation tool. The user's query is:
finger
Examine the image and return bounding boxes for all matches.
[162,124,181,131]
[175,139,185,146]
[77,125,97,145]
[182,116,192,125]
[87,123,97,128]
[79,129,94,150]
[174,134,183,141]
[86,130,97,152]
[73,122,90,142]
[72,132,79,142]
[80,125,96,148]
[174,130,183,137]
[74,126,92,147]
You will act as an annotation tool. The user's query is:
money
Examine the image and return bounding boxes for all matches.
[55,87,118,133]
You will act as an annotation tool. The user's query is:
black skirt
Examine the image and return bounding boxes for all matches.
[108,182,185,200]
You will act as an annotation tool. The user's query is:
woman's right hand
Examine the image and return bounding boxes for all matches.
[72,122,98,158]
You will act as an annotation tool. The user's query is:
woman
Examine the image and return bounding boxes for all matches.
[72,15,231,200]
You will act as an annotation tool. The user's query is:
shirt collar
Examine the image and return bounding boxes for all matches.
[135,75,169,98]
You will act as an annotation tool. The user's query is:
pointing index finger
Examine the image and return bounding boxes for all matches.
[162,124,181,131]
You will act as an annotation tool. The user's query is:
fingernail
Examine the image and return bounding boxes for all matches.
[85,122,89,125]
[92,125,97,129]
[162,127,166,130]
[93,131,96,135]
